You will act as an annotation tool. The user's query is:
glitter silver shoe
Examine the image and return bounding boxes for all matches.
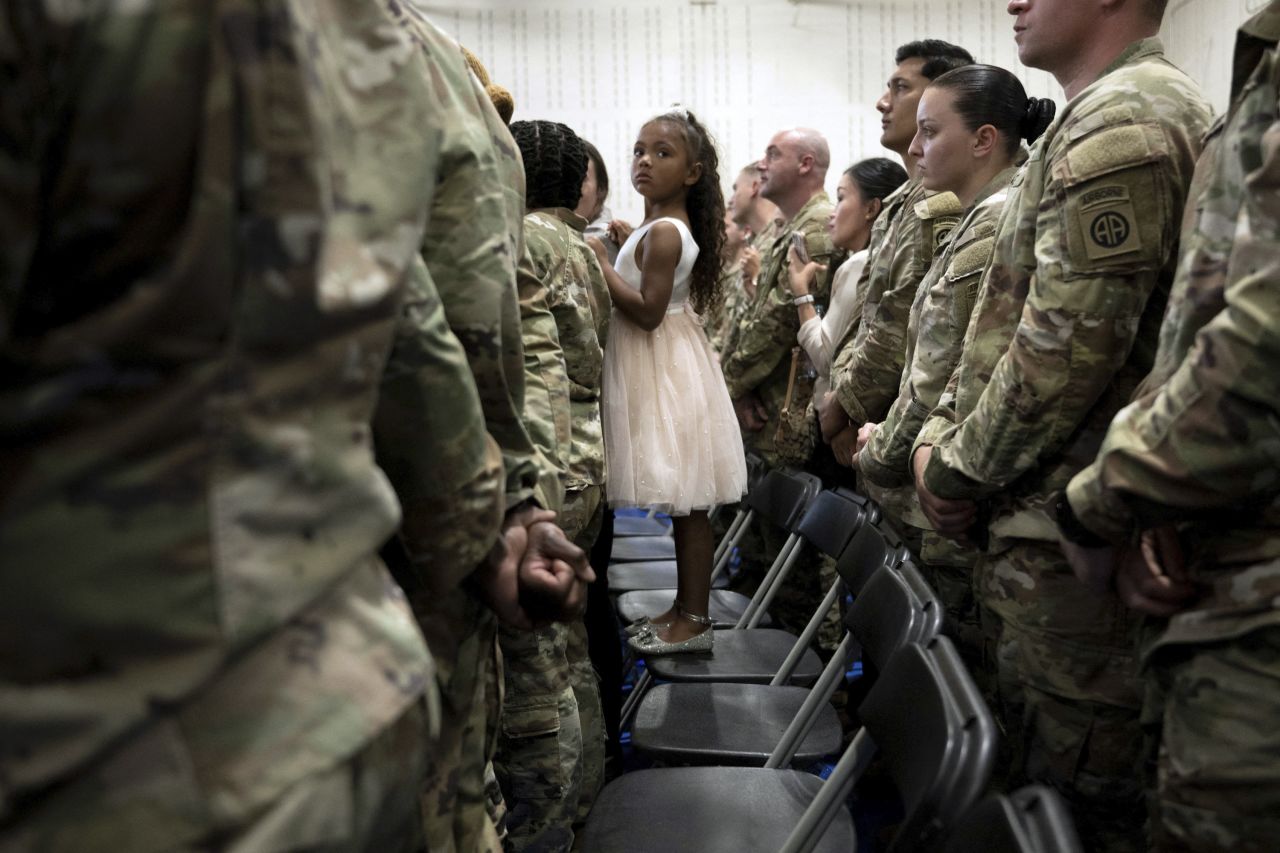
[624,599,682,637]
[628,611,714,656]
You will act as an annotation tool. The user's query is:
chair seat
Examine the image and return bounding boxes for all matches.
[608,560,729,592]
[616,589,770,628]
[613,515,670,537]
[611,536,676,562]
[643,629,824,686]
[579,767,854,853]
[632,682,841,765]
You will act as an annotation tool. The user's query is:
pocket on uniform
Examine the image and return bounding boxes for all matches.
[502,699,561,739]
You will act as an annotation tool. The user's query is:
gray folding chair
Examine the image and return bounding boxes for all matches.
[619,481,847,726]
[612,467,822,623]
[631,561,937,767]
[942,785,1083,853]
[581,637,995,853]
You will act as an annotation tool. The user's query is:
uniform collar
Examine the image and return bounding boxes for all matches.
[785,190,832,227]
[1096,36,1165,82]
[533,207,590,232]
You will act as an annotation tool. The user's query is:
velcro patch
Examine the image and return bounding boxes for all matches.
[1076,184,1142,260]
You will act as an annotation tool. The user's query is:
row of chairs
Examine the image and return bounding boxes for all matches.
[596,466,1083,852]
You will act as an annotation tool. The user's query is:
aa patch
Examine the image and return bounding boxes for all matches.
[1075,184,1142,261]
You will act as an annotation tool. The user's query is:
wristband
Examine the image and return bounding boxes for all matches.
[792,294,815,306]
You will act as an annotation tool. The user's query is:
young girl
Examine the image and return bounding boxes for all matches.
[589,109,747,655]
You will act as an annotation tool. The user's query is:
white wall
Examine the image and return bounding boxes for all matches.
[421,0,1250,224]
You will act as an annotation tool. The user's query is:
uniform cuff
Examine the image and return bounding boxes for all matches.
[858,445,910,488]
[923,450,983,500]
[1064,466,1135,545]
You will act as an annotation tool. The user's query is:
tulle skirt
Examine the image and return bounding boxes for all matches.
[602,306,748,515]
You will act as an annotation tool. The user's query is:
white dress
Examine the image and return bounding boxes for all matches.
[602,217,748,515]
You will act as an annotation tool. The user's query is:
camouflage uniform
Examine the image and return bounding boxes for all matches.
[831,179,963,531]
[706,257,745,353]
[861,167,1021,675]
[392,10,553,852]
[917,39,1212,850]
[1066,6,1280,849]
[0,2,486,849]
[497,209,609,851]
[722,194,835,639]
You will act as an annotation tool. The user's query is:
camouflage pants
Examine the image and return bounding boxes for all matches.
[978,539,1146,852]
[0,702,430,853]
[559,486,607,827]
[761,521,840,652]
[415,589,504,853]
[917,529,984,684]
[1144,626,1280,852]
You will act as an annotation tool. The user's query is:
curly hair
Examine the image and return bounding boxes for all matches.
[644,109,726,315]
[509,120,588,211]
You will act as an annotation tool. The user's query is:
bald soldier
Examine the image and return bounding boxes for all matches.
[911,0,1212,847]
[1061,3,1280,849]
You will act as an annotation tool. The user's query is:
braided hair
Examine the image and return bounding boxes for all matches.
[644,109,726,315]
[509,120,588,211]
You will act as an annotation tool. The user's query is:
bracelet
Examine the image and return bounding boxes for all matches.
[792,294,815,306]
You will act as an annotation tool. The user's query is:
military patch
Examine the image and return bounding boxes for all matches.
[1075,184,1142,260]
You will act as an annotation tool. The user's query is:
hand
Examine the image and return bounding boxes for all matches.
[819,398,851,443]
[474,506,557,629]
[911,445,978,539]
[831,426,857,467]
[1061,538,1120,594]
[741,245,762,281]
[1115,527,1198,616]
[608,219,634,245]
[733,394,768,432]
[518,520,595,624]
[586,235,609,264]
[850,421,878,467]
[787,246,827,298]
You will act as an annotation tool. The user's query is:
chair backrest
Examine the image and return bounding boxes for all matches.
[745,468,823,532]
[895,559,944,645]
[858,637,996,852]
[941,786,1083,853]
[832,522,887,594]
[843,565,923,670]
[794,490,866,560]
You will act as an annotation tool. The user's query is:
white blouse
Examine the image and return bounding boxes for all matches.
[798,249,869,402]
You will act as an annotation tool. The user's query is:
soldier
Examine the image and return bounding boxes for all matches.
[0,2,561,849]
[857,65,1054,679]
[714,163,783,356]
[1059,2,1280,848]
[496,119,611,852]
[705,211,749,353]
[386,15,595,853]
[819,39,973,520]
[910,0,1212,847]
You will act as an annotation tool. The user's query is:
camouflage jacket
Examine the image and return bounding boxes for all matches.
[524,208,610,493]
[706,257,745,353]
[862,166,1021,494]
[718,216,784,357]
[0,0,451,833]
[413,20,543,512]
[830,179,962,426]
[722,193,835,458]
[920,38,1213,549]
[1068,4,1280,648]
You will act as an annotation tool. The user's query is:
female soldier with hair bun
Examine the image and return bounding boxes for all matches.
[497,118,610,852]
[856,64,1054,723]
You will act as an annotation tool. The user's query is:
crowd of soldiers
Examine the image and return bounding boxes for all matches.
[1,0,1278,852]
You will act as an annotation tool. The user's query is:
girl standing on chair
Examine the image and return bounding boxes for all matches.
[588,109,747,655]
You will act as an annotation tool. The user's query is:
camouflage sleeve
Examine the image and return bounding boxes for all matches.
[927,126,1189,500]
[373,258,505,594]
[414,22,540,511]
[721,226,835,400]
[1067,123,1280,542]
[860,368,928,488]
[516,237,570,515]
